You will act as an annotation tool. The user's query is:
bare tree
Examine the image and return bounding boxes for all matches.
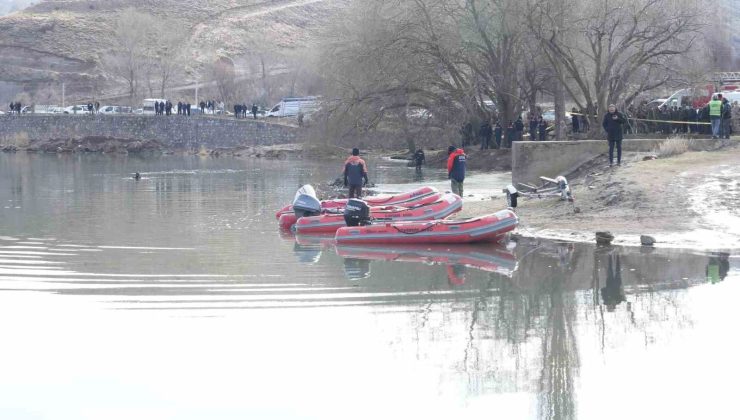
[103,8,157,104]
[530,0,705,132]
[151,22,188,98]
[209,56,237,105]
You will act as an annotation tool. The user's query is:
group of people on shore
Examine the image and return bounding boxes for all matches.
[463,114,550,150]
[7,102,23,114]
[154,100,192,116]
[234,104,260,119]
[578,98,736,138]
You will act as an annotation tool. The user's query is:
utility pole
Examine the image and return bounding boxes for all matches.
[62,82,65,108]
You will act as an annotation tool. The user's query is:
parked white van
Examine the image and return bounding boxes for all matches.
[266,97,318,118]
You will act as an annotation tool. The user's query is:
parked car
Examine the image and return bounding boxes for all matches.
[63,105,91,114]
[98,105,119,114]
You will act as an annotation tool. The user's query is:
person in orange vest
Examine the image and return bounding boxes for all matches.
[343,148,369,198]
[447,145,466,196]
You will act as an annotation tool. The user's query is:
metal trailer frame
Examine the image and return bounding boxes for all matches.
[503,176,574,208]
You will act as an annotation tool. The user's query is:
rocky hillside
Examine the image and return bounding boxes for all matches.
[0,0,346,98]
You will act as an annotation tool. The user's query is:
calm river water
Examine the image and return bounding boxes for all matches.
[0,153,737,420]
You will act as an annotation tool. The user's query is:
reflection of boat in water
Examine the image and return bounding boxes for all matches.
[335,243,518,276]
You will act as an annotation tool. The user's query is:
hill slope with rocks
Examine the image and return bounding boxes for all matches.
[0,0,346,98]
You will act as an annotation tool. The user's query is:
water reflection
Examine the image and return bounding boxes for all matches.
[280,236,732,420]
[0,154,737,419]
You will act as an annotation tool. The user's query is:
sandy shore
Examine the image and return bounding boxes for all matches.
[455,141,740,250]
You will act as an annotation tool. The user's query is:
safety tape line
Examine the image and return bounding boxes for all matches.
[568,112,712,125]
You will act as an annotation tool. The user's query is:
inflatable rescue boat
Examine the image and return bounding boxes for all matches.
[334,209,518,245]
[276,186,439,220]
[279,191,445,229]
[294,193,463,234]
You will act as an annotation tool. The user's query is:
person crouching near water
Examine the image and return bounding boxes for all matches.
[602,104,626,167]
[343,148,369,198]
[447,145,466,197]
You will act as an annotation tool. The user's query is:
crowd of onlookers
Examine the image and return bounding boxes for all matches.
[461,111,552,150]
[620,99,736,137]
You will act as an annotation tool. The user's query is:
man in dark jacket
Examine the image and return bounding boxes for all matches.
[602,104,626,167]
[506,122,516,148]
[252,104,258,119]
[571,107,580,133]
[538,117,548,141]
[343,148,369,199]
[447,145,466,196]
[514,117,524,141]
[528,113,537,141]
[413,149,426,171]
[494,122,503,149]
[721,98,732,139]
[479,122,493,150]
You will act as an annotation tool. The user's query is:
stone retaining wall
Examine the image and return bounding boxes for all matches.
[0,114,308,150]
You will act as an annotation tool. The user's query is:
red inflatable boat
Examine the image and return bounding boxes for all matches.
[279,191,445,229]
[334,209,518,245]
[335,243,517,275]
[294,193,463,234]
[275,186,439,220]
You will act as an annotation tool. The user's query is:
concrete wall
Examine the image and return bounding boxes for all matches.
[512,138,733,185]
[0,114,308,150]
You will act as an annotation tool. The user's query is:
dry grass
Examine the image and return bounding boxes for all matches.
[653,136,695,158]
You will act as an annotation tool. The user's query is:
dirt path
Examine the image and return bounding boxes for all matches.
[457,141,740,250]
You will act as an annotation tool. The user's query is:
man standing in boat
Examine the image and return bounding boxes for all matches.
[447,145,466,197]
[343,148,369,199]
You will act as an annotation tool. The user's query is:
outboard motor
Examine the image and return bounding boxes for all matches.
[343,199,371,227]
[292,185,322,218]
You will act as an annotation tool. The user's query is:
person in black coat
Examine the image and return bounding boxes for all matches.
[514,117,524,141]
[506,122,516,148]
[528,113,537,141]
[479,122,493,150]
[413,149,425,171]
[571,107,580,133]
[494,122,503,149]
[538,117,548,141]
[602,104,626,167]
